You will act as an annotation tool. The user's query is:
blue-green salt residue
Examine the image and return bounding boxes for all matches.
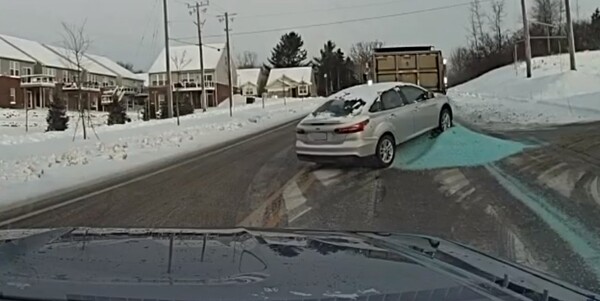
[392,125,528,170]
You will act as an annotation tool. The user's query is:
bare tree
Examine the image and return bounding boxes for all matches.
[488,0,507,51]
[349,40,384,83]
[236,51,258,68]
[171,50,192,83]
[61,21,92,140]
[170,50,192,124]
[468,0,487,50]
[531,0,561,25]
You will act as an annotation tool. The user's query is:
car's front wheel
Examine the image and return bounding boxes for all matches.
[373,134,396,168]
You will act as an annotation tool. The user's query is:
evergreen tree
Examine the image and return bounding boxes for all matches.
[592,8,600,48]
[313,41,358,96]
[46,90,69,132]
[268,32,308,68]
[107,95,130,125]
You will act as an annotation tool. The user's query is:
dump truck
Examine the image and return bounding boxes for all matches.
[371,46,447,94]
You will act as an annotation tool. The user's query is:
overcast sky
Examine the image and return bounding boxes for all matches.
[0,0,597,71]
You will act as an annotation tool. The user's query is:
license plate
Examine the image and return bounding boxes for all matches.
[308,132,327,141]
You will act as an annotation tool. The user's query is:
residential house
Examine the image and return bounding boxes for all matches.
[0,34,144,111]
[237,68,261,97]
[0,37,36,108]
[147,43,237,109]
[265,67,315,98]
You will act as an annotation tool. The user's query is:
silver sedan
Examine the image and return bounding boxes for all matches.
[296,82,453,167]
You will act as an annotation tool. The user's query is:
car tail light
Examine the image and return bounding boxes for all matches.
[334,119,369,134]
[296,128,306,134]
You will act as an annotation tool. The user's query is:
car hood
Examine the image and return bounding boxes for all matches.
[0,228,596,301]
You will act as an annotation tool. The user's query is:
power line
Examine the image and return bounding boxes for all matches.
[134,0,160,59]
[174,0,493,40]
[233,0,406,19]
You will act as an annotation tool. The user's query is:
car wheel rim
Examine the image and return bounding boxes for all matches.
[441,112,451,130]
[379,139,394,164]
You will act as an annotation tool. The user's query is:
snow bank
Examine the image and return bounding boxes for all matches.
[218,95,309,109]
[450,51,600,127]
[0,98,324,212]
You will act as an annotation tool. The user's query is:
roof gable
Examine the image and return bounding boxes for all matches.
[148,44,226,74]
[236,68,261,86]
[85,53,139,80]
[0,36,35,63]
[267,67,313,86]
[44,44,116,77]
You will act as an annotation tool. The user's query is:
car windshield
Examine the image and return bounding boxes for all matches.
[1,0,600,300]
[312,98,366,117]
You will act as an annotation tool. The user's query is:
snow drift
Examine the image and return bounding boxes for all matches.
[450,51,600,127]
[0,98,324,212]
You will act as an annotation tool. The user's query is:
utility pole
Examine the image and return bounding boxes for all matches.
[189,1,209,112]
[520,0,532,78]
[219,12,236,117]
[564,0,577,71]
[163,0,174,118]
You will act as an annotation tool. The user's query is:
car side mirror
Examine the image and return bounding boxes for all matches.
[427,91,435,99]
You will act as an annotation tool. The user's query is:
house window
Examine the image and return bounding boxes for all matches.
[87,74,98,83]
[63,71,70,83]
[298,85,309,95]
[44,67,56,77]
[158,74,166,86]
[158,94,165,104]
[244,87,254,96]
[9,61,20,76]
[10,88,16,105]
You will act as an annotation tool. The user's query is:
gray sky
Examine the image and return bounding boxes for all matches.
[0,0,597,71]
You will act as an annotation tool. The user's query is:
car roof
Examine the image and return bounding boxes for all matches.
[329,82,420,104]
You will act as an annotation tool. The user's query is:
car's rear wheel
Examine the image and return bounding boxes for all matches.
[439,108,453,132]
[373,134,396,168]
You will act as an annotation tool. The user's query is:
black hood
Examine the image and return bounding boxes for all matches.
[0,228,597,301]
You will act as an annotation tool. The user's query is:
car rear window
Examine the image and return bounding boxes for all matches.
[313,98,366,117]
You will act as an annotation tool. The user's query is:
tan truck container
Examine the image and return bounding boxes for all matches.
[372,46,447,93]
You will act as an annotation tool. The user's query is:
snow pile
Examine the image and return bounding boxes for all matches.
[0,98,324,211]
[450,51,600,127]
[218,95,310,108]
[0,109,141,137]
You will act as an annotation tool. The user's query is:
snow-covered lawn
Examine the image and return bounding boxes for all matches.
[450,51,600,128]
[0,97,324,212]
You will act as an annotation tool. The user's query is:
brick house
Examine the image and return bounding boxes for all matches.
[0,37,36,108]
[265,67,316,98]
[147,43,237,109]
[0,34,144,111]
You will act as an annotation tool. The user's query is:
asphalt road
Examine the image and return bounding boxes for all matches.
[4,119,600,293]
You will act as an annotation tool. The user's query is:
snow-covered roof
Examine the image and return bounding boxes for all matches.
[135,73,149,87]
[0,36,35,63]
[0,34,67,68]
[267,67,313,86]
[85,53,139,80]
[148,44,226,74]
[44,44,116,77]
[237,68,261,86]
[329,82,405,105]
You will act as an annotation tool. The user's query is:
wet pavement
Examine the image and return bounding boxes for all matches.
[4,119,600,293]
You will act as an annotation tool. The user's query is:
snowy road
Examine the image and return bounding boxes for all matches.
[3,120,600,294]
